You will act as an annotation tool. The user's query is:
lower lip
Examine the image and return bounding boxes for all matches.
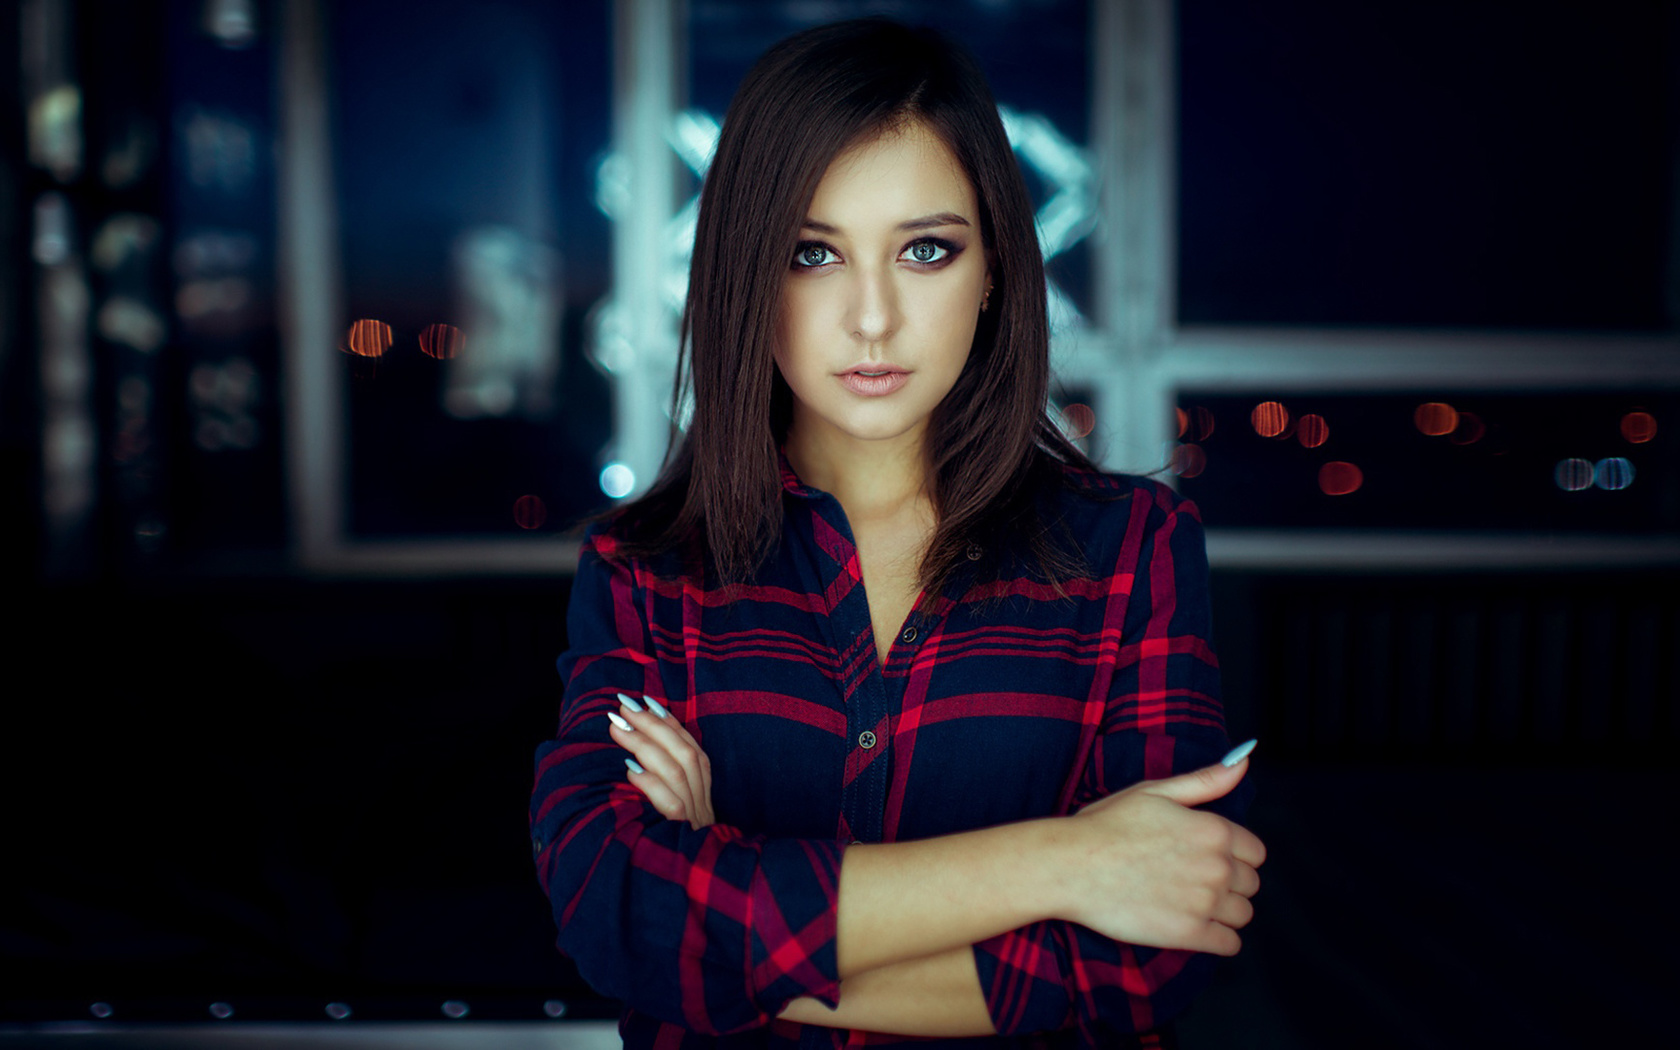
[838,371,909,396]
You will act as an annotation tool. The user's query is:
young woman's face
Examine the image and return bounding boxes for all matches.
[774,120,990,455]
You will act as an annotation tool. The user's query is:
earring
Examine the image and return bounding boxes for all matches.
[981,286,992,313]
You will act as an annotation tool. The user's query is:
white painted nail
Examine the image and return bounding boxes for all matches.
[1221,739,1257,767]
[616,692,644,713]
[607,711,633,732]
[646,696,670,719]
[625,757,645,775]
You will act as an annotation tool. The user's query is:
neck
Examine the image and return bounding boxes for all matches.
[784,421,932,525]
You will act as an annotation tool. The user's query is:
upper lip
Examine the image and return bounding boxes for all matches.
[839,363,909,375]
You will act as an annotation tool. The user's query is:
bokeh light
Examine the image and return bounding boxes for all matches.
[1554,458,1594,492]
[1170,443,1206,478]
[1060,402,1095,440]
[342,318,392,358]
[1449,411,1485,445]
[600,462,636,499]
[1175,406,1188,439]
[418,322,464,360]
[1296,413,1328,448]
[1251,401,1289,438]
[1318,461,1363,495]
[1594,456,1635,491]
[1193,406,1215,441]
[1621,410,1657,444]
[1414,401,1458,436]
[513,495,547,529]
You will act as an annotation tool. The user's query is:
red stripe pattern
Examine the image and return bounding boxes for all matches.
[530,461,1252,1048]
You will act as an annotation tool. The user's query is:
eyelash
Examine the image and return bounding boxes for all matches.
[790,237,962,270]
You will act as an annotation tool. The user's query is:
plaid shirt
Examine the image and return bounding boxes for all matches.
[531,458,1252,1048]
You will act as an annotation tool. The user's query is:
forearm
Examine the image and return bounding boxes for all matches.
[779,946,995,1037]
[833,816,1067,978]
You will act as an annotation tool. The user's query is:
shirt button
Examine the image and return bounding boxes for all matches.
[966,543,983,561]
[531,836,543,857]
[900,626,917,644]
[858,730,877,750]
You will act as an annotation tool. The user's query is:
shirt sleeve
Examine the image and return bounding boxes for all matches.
[529,527,846,1034]
[973,484,1256,1042]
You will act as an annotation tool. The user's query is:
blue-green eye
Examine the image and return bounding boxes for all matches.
[903,239,953,265]
[793,242,836,268]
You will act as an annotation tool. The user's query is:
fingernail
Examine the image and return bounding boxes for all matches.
[1221,739,1257,767]
[616,692,644,714]
[646,696,670,719]
[625,757,645,775]
[607,711,634,732]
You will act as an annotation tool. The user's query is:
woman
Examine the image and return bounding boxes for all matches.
[531,19,1265,1048]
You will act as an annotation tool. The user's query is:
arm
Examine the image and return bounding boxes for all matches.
[973,485,1261,1040]
[530,532,848,1035]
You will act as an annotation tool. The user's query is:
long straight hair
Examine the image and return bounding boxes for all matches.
[610,19,1098,596]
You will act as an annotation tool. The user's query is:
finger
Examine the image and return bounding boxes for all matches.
[625,762,689,822]
[1212,890,1254,931]
[1200,922,1242,958]
[612,717,701,817]
[620,699,708,812]
[1135,760,1244,808]
[1231,859,1261,898]
[609,719,698,817]
[1232,826,1267,869]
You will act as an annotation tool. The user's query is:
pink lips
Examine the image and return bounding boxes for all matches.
[837,366,909,397]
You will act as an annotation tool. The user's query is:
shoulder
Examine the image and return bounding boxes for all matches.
[1045,462,1203,534]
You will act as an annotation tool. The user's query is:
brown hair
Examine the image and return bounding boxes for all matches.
[610,19,1098,596]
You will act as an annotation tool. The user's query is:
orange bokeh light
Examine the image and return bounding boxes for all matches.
[1175,407,1189,439]
[342,318,392,358]
[1061,402,1096,440]
[1621,410,1657,444]
[1171,443,1207,478]
[1194,406,1215,441]
[1450,411,1485,445]
[1414,401,1458,436]
[1318,461,1363,496]
[419,323,464,360]
[1251,401,1289,438]
[1296,413,1328,448]
[513,494,547,530]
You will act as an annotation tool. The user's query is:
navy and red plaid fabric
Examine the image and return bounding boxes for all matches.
[530,458,1253,1048]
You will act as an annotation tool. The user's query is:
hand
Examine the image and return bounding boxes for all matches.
[606,693,714,828]
[1055,751,1265,956]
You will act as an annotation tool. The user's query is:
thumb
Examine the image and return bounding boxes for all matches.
[1137,739,1256,807]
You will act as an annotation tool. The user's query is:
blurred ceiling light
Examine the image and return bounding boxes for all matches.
[1250,401,1288,438]
[1413,401,1458,436]
[1554,457,1594,492]
[419,323,464,360]
[204,0,256,49]
[1621,410,1657,444]
[1296,413,1328,448]
[513,495,548,530]
[342,319,392,358]
[1449,411,1485,445]
[1593,457,1634,491]
[1318,461,1362,496]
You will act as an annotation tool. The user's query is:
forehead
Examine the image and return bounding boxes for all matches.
[807,120,977,222]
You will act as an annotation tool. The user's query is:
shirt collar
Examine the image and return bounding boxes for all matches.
[777,447,824,501]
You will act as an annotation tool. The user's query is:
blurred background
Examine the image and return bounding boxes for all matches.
[2,0,1676,1047]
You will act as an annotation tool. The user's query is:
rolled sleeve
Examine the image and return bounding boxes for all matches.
[975,487,1256,1042]
[530,529,844,1034]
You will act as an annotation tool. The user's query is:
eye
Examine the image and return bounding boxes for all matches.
[902,239,954,266]
[793,242,837,269]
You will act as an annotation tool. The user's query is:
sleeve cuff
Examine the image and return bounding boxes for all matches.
[747,837,847,1011]
[974,921,1076,1034]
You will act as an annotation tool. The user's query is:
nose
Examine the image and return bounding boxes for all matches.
[847,266,898,345]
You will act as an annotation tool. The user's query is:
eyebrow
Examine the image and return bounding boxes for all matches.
[800,212,973,234]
